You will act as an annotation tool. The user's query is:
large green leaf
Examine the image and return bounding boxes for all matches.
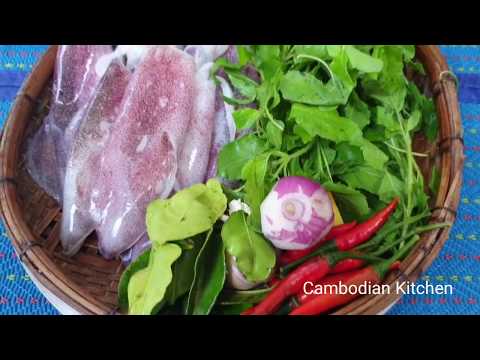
[378,171,404,203]
[340,165,384,194]
[118,249,151,312]
[345,45,384,73]
[146,179,227,245]
[221,212,276,282]
[217,134,268,180]
[290,104,363,146]
[185,229,226,315]
[323,181,371,220]
[345,91,371,130]
[360,139,388,170]
[293,45,329,60]
[243,153,272,230]
[128,243,182,315]
[280,70,347,106]
[163,234,206,306]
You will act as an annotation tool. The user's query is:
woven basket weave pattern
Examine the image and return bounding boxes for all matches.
[0,45,464,315]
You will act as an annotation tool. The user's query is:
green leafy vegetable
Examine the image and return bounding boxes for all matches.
[128,243,182,315]
[146,179,227,244]
[185,229,226,315]
[233,108,262,130]
[345,91,371,129]
[345,45,384,73]
[125,180,227,315]
[118,250,151,312]
[221,212,276,282]
[323,181,371,220]
[280,70,346,106]
[217,287,272,305]
[290,104,363,145]
[243,153,272,229]
[163,234,206,306]
[218,134,267,180]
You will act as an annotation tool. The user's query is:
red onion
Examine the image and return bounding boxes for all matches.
[226,253,259,290]
[260,176,334,250]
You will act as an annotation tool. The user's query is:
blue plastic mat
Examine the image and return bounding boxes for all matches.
[1,45,479,315]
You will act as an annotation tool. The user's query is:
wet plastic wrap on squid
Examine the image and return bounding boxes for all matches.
[122,45,238,263]
[175,50,217,189]
[95,46,196,259]
[25,45,112,202]
[60,60,131,256]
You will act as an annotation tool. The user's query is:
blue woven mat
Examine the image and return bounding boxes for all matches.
[1,45,479,315]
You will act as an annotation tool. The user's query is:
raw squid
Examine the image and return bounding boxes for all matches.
[26,45,112,202]
[120,233,151,265]
[175,62,216,189]
[60,60,131,256]
[96,45,158,73]
[95,46,196,259]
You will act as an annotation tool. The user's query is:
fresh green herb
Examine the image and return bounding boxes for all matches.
[221,211,276,283]
[216,44,439,264]
[185,228,226,315]
[125,180,227,315]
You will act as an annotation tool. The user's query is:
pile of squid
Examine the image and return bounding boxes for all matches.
[26,45,238,260]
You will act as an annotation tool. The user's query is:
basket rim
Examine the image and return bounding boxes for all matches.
[0,45,464,315]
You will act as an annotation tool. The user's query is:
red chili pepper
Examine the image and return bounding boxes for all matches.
[268,276,281,288]
[282,198,399,273]
[244,255,336,315]
[242,307,255,315]
[279,222,357,266]
[334,198,399,251]
[290,266,381,315]
[329,258,365,275]
[296,268,363,305]
[289,237,413,316]
[295,259,402,305]
[389,261,402,272]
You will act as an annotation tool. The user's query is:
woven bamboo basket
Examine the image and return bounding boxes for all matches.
[0,45,464,315]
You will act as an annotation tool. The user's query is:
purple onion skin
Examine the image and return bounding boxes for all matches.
[260,176,334,251]
[226,253,259,290]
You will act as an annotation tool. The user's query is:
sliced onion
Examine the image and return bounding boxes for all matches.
[260,176,334,250]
